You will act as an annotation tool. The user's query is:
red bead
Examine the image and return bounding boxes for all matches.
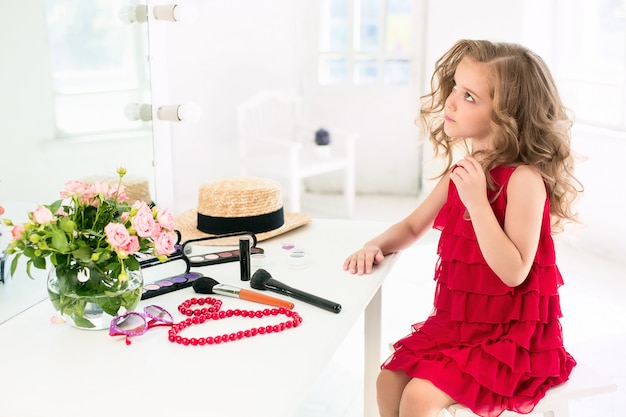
[221,334,228,342]
[250,328,258,336]
[258,327,265,334]
[263,309,270,316]
[190,338,198,346]
[236,331,243,339]
[244,330,251,337]
[271,309,278,316]
[218,311,226,319]
[197,298,205,305]
[285,321,293,329]
[255,311,263,318]
[175,336,182,343]
[206,336,214,344]
[226,310,234,317]
[198,338,206,345]
[265,325,273,333]
[273,325,280,332]
[229,333,236,341]
[233,309,241,316]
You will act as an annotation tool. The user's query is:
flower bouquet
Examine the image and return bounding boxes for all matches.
[2,168,177,329]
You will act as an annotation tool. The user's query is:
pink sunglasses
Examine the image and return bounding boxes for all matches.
[109,305,173,345]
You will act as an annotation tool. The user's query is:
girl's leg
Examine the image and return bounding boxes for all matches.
[376,369,411,417]
[399,377,455,417]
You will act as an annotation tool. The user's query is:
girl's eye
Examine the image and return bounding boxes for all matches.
[464,92,475,103]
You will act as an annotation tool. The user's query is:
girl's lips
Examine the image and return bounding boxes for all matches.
[445,115,455,122]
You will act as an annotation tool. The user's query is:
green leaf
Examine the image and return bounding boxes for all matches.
[72,246,92,262]
[48,200,63,213]
[125,256,140,271]
[50,230,69,252]
[32,257,47,270]
[10,254,21,278]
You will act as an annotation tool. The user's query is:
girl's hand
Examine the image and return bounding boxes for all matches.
[450,156,488,211]
[343,245,385,275]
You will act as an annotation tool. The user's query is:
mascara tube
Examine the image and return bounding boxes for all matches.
[239,238,251,281]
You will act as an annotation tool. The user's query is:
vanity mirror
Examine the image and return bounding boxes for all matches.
[0,0,156,322]
[0,0,155,206]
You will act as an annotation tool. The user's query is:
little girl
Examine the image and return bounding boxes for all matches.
[344,39,581,417]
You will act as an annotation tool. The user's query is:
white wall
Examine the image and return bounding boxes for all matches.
[159,0,528,213]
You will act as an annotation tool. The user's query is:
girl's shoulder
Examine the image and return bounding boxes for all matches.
[492,164,542,183]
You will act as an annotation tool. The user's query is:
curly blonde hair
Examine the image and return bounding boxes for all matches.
[420,39,582,232]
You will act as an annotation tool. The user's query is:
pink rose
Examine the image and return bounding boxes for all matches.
[104,223,131,250]
[131,203,156,237]
[154,230,176,255]
[108,184,128,202]
[32,206,53,224]
[60,180,87,198]
[118,235,140,257]
[11,224,25,239]
[155,208,175,231]
[90,181,109,197]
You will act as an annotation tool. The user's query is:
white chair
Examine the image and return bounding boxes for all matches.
[236,90,357,217]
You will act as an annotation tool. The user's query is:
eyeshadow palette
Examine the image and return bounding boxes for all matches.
[187,246,264,267]
[141,271,204,300]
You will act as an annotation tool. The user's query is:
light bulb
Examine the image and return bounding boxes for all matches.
[157,103,202,123]
[124,103,152,122]
[119,5,148,24]
[153,4,197,23]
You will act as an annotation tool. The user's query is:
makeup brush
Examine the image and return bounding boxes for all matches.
[250,269,342,314]
[193,276,294,309]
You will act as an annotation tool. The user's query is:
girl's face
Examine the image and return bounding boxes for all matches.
[444,56,494,149]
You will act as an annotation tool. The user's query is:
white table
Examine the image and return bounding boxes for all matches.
[0,219,397,417]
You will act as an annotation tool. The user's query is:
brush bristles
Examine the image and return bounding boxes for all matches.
[250,269,272,290]
[192,276,220,294]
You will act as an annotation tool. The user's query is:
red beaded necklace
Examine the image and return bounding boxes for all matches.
[168,296,303,346]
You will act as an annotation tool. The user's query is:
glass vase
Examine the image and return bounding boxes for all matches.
[47,264,143,330]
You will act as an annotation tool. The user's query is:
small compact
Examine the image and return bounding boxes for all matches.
[180,231,263,268]
[141,271,204,300]
[186,246,264,267]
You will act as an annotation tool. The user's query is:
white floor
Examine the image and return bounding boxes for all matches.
[293,192,625,417]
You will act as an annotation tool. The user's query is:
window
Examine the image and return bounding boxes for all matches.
[318,0,414,85]
[552,0,626,129]
[45,0,151,138]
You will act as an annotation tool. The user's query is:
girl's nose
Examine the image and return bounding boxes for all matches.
[445,93,455,110]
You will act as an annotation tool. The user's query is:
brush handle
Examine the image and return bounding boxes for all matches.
[239,289,295,309]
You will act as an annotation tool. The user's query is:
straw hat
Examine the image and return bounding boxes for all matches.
[175,176,311,245]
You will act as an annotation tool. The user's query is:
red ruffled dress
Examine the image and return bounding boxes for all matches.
[382,166,576,417]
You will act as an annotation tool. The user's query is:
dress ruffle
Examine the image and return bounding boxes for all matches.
[382,166,576,417]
